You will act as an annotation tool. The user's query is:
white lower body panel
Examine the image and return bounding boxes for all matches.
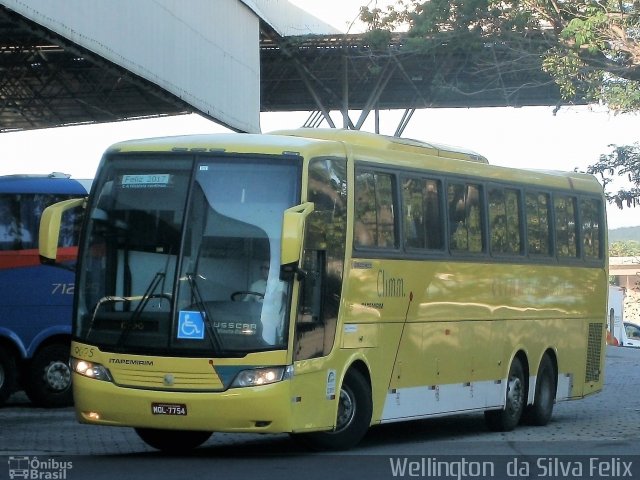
[380,373,571,423]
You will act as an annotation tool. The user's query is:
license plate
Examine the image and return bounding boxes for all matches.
[151,403,187,416]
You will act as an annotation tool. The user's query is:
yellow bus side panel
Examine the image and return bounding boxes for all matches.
[342,259,607,422]
[289,357,341,432]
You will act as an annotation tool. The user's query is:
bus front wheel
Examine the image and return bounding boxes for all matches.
[135,428,213,452]
[485,357,526,432]
[0,348,16,406]
[299,368,372,450]
[25,344,73,408]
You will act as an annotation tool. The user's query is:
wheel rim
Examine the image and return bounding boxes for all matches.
[335,385,356,432]
[506,374,524,418]
[44,361,71,391]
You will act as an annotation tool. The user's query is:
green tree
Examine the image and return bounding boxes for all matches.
[360,0,640,110]
[587,142,640,208]
[609,240,640,256]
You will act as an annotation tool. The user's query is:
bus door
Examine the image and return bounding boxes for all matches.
[289,157,347,431]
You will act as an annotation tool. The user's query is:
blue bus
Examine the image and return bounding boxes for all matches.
[0,173,89,407]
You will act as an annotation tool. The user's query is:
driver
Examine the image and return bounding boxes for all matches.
[244,261,269,302]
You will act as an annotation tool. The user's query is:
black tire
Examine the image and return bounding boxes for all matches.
[135,428,213,452]
[522,354,556,426]
[24,344,73,408]
[485,357,526,432]
[0,348,17,406]
[298,368,372,450]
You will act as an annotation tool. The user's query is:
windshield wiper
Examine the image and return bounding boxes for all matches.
[85,272,168,347]
[86,295,142,339]
[114,271,170,347]
[85,290,169,342]
[184,272,223,352]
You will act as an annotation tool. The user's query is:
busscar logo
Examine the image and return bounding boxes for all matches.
[8,456,72,479]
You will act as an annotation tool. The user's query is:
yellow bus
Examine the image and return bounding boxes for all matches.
[40,129,608,452]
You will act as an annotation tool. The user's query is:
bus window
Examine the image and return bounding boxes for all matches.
[295,157,347,360]
[447,182,483,253]
[0,193,82,255]
[525,192,551,256]
[402,177,444,251]
[0,196,32,249]
[554,194,578,258]
[354,170,396,249]
[59,203,83,249]
[488,187,522,255]
[580,198,603,260]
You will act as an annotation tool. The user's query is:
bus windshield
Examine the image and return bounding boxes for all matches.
[75,155,301,356]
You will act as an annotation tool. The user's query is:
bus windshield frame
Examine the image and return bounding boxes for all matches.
[74,153,302,357]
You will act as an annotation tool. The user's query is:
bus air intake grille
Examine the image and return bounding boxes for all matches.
[113,370,224,391]
[585,322,603,383]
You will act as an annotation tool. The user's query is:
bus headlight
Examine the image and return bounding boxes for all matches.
[230,365,293,388]
[70,358,113,382]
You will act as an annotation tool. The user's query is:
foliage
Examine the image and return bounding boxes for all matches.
[587,142,640,208]
[360,0,640,111]
[541,1,640,112]
[609,240,640,256]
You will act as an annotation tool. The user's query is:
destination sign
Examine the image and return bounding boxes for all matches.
[121,174,171,188]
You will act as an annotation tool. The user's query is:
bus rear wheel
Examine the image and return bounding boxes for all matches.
[299,368,372,451]
[25,344,73,408]
[135,428,213,452]
[0,348,16,406]
[485,357,526,432]
[522,354,556,426]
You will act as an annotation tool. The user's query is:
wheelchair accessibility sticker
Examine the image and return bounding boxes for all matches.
[177,311,205,340]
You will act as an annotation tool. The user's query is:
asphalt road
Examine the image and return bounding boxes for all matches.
[1,346,639,480]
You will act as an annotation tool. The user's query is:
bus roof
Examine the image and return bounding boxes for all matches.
[108,132,314,154]
[271,129,489,164]
[106,130,603,195]
[108,129,487,163]
[0,173,89,194]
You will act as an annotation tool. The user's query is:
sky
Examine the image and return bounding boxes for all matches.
[0,0,637,230]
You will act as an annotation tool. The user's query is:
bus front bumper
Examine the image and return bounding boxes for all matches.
[72,373,294,433]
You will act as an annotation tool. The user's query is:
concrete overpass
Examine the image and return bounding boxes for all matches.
[610,257,640,292]
[0,0,570,135]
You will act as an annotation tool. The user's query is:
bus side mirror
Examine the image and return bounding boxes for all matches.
[280,202,314,280]
[39,197,86,264]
